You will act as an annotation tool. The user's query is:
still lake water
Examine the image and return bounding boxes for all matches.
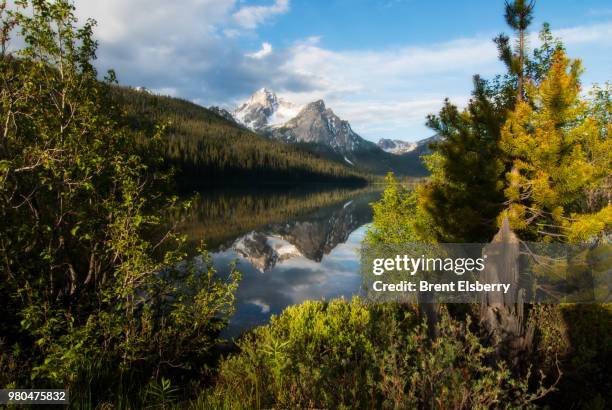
[177,186,382,336]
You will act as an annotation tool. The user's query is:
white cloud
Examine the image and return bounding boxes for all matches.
[76,0,235,44]
[330,97,470,137]
[233,0,290,29]
[70,0,300,106]
[247,42,273,59]
[263,35,503,140]
[266,21,612,140]
[554,22,612,45]
[62,2,612,141]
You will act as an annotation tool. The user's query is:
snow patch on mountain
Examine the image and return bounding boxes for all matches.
[232,88,301,131]
[268,102,302,127]
[377,138,418,155]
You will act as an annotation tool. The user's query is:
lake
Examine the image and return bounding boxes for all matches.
[176,185,382,336]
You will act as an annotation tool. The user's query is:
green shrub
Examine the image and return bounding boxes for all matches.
[204,298,552,409]
[0,2,240,406]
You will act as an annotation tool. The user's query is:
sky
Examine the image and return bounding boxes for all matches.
[70,0,612,142]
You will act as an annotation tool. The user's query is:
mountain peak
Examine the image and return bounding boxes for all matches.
[271,99,368,155]
[233,89,369,157]
[311,99,326,107]
[233,88,300,131]
[301,99,328,115]
[248,87,278,106]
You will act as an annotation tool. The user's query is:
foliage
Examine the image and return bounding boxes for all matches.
[1,1,609,408]
[500,51,612,241]
[0,0,239,405]
[494,0,535,102]
[526,23,565,83]
[423,76,508,242]
[549,304,612,409]
[364,3,610,407]
[203,298,552,409]
[419,5,566,243]
[521,304,612,409]
[365,173,433,245]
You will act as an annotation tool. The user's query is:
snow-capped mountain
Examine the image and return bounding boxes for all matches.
[269,100,370,156]
[377,138,417,155]
[230,88,434,174]
[232,88,301,131]
[231,89,373,158]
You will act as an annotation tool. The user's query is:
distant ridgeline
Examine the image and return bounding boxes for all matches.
[112,87,430,188]
[112,87,370,187]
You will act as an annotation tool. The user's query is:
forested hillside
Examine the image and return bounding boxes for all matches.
[291,140,430,177]
[111,87,370,187]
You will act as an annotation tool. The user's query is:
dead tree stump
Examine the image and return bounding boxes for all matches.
[479,217,533,366]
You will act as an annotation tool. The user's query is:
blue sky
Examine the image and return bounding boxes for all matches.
[255,0,611,50]
[73,0,612,142]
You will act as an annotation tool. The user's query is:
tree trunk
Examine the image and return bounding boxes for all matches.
[517,29,524,102]
[479,217,533,366]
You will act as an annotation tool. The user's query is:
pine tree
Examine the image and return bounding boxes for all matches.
[416,3,571,243]
[527,22,565,84]
[422,77,508,242]
[495,0,536,102]
[500,51,611,242]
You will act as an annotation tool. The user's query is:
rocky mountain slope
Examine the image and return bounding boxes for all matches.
[269,100,371,157]
[232,88,301,131]
[113,86,368,187]
[377,138,417,155]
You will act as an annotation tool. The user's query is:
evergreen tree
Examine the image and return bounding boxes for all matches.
[422,77,508,242]
[111,86,369,186]
[495,0,536,102]
[527,22,565,84]
[417,3,569,243]
[500,51,611,242]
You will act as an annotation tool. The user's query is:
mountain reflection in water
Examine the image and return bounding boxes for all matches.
[176,186,381,336]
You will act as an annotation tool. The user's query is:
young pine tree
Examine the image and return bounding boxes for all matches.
[422,77,508,242]
[500,51,611,242]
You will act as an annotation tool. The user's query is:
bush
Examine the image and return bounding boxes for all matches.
[0,2,240,406]
[203,298,552,409]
